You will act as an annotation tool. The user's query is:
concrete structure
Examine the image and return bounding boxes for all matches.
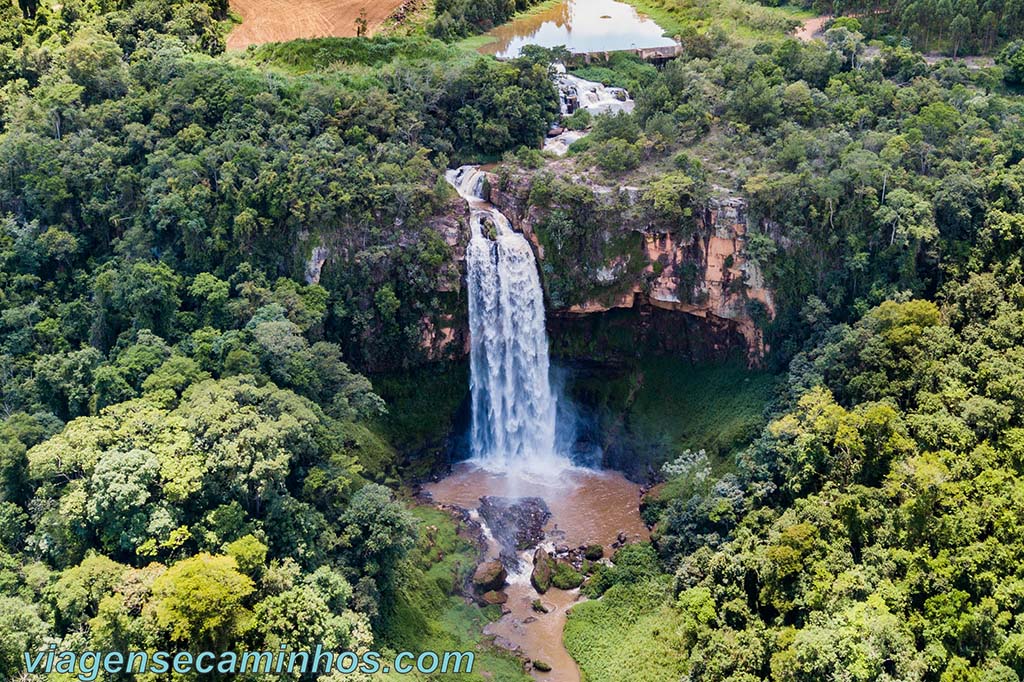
[570,43,682,65]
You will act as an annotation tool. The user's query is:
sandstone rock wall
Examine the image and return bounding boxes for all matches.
[419,171,777,365]
[636,195,775,359]
[498,173,774,363]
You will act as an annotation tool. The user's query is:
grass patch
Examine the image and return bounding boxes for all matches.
[241,35,460,74]
[564,576,686,682]
[453,34,500,52]
[626,357,776,467]
[621,0,813,45]
[380,506,530,682]
[569,356,778,479]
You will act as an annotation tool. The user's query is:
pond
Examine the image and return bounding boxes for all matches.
[479,0,677,59]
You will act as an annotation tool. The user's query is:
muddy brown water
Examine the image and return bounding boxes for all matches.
[424,463,649,682]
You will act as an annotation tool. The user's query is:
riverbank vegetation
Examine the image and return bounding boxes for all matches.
[625,0,813,45]
[430,0,552,40]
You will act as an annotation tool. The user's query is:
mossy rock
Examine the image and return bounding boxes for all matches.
[532,599,549,613]
[472,560,507,592]
[531,548,556,593]
[481,590,508,605]
[533,660,552,672]
[551,560,584,590]
[584,544,604,561]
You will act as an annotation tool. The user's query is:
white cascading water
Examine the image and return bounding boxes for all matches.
[554,65,634,116]
[545,66,635,155]
[446,166,569,475]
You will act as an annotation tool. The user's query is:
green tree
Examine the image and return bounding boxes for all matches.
[87,449,162,556]
[338,483,417,594]
[0,597,49,678]
[49,554,129,628]
[151,553,254,649]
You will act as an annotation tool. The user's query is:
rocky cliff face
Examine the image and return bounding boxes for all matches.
[501,169,773,363]
[417,204,471,362]
[419,169,776,365]
[300,193,471,366]
[645,197,775,358]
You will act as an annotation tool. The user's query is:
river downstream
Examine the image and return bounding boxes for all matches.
[424,465,649,682]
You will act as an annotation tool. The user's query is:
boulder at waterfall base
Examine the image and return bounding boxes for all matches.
[478,496,551,553]
[481,590,508,605]
[472,560,507,592]
[531,548,556,593]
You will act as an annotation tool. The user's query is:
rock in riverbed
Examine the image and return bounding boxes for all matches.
[531,547,557,593]
[481,590,508,605]
[473,560,507,592]
[478,496,551,558]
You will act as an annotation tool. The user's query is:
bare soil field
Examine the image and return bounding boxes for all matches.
[794,14,830,41]
[226,0,407,50]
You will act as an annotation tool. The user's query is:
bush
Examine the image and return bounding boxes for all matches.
[565,108,592,131]
[551,561,584,590]
[582,543,660,597]
[591,112,642,144]
[595,138,642,173]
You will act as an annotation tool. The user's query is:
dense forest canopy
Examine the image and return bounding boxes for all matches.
[0,0,558,676]
[752,0,1024,54]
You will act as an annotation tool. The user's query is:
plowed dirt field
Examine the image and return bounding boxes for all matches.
[226,0,406,50]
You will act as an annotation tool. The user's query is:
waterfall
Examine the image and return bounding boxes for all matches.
[545,67,636,156]
[446,166,568,475]
[554,69,635,117]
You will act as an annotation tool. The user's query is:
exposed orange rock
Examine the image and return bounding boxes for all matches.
[548,195,775,363]
[423,170,777,365]
[637,202,775,361]
[419,314,467,361]
[564,291,636,314]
